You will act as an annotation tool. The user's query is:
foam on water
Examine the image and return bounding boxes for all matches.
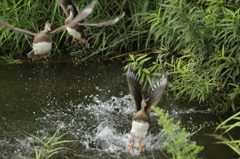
[91,120,166,157]
[80,95,167,155]
[30,95,167,157]
[14,94,213,158]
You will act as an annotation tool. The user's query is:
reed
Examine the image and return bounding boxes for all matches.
[19,129,78,159]
[210,112,240,155]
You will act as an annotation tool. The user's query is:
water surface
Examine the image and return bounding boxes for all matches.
[0,62,238,159]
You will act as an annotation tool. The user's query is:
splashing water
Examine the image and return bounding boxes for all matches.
[1,63,237,159]
[28,95,167,158]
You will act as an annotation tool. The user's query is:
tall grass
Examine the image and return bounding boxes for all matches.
[19,129,78,159]
[210,112,240,156]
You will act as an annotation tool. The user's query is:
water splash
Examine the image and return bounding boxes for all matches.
[94,120,128,152]
[6,94,218,158]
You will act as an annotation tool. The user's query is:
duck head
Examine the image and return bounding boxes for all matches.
[141,99,147,110]
[66,5,73,12]
[44,22,51,32]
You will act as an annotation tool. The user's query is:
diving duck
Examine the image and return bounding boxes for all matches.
[126,64,168,152]
[56,0,125,48]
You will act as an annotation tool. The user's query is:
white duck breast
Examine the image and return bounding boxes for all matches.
[66,27,81,40]
[130,121,149,139]
[33,42,52,55]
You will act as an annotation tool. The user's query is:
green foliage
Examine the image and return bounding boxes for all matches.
[125,54,153,87]
[127,0,240,113]
[20,129,78,159]
[0,55,22,64]
[210,112,240,156]
[153,106,203,159]
[125,54,167,90]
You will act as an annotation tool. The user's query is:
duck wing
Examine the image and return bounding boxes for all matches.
[0,18,36,39]
[52,1,96,36]
[68,1,96,28]
[126,64,143,112]
[78,12,125,27]
[50,25,66,34]
[145,74,168,114]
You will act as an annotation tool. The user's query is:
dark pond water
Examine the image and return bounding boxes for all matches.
[0,62,238,159]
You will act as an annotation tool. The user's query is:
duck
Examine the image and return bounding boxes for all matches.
[56,0,125,48]
[0,1,99,60]
[126,64,168,152]
[56,0,90,47]
[0,19,60,60]
[65,3,91,48]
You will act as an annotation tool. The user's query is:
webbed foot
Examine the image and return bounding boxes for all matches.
[138,144,144,152]
[128,144,134,151]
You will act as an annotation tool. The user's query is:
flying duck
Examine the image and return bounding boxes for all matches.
[56,0,125,48]
[56,0,91,47]
[126,64,168,152]
[0,19,61,60]
[0,1,98,60]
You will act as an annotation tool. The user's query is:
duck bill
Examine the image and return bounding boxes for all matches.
[47,26,51,31]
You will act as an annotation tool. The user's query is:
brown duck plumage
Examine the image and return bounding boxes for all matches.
[126,64,168,152]
[0,19,58,60]
[1,1,124,60]
[0,1,105,60]
[56,0,125,48]
[56,0,95,48]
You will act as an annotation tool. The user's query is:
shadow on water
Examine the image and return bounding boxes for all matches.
[0,62,238,159]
